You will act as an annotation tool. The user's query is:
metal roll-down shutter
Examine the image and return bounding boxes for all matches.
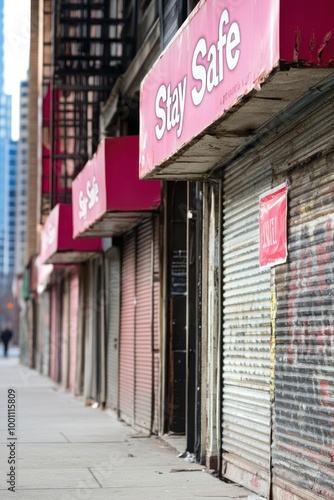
[119,233,136,424]
[273,148,334,498]
[69,270,79,394]
[222,161,272,497]
[106,248,121,410]
[134,219,153,430]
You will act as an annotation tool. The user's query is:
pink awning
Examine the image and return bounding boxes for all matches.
[72,136,160,238]
[40,204,102,264]
[139,0,334,180]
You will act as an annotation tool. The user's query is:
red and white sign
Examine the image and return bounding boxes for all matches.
[259,183,288,268]
[140,0,279,178]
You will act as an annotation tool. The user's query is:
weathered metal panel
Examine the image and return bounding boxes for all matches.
[153,214,160,434]
[69,270,79,394]
[106,248,121,411]
[61,278,70,389]
[36,290,50,376]
[42,290,51,377]
[273,149,334,498]
[83,259,98,401]
[134,219,153,431]
[76,265,88,396]
[222,160,272,494]
[50,285,58,382]
[119,233,136,424]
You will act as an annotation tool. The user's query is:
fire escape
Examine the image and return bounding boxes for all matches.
[41,0,136,218]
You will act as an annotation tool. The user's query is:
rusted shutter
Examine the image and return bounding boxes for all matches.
[222,161,272,496]
[273,152,334,498]
[119,233,136,424]
[135,219,153,431]
[106,247,121,410]
[50,285,58,382]
[61,278,70,388]
[69,270,79,394]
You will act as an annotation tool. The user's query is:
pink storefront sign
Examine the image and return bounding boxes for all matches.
[140,0,279,178]
[259,183,288,269]
[72,153,106,237]
[72,136,161,238]
[40,204,102,264]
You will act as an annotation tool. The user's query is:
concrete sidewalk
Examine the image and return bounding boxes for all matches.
[0,350,253,499]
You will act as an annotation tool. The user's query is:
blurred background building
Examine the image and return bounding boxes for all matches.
[0,0,18,328]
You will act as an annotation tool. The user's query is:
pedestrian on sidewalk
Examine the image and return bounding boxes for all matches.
[1,326,13,357]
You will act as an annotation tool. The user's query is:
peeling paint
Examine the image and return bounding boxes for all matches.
[293,28,301,62]
[309,32,317,56]
[318,31,332,62]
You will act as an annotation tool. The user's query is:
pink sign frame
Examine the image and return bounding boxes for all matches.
[140,0,279,178]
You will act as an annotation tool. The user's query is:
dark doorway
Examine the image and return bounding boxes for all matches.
[166,182,187,434]
[165,181,202,455]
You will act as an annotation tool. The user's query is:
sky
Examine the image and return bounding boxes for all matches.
[4,0,31,140]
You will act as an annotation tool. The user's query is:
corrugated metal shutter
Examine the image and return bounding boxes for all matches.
[35,299,42,372]
[106,247,121,410]
[119,233,136,424]
[69,270,79,394]
[61,278,70,388]
[42,290,51,377]
[84,259,99,402]
[50,285,58,382]
[152,215,160,433]
[97,258,106,404]
[135,219,153,431]
[222,161,272,496]
[273,151,334,497]
[76,265,88,396]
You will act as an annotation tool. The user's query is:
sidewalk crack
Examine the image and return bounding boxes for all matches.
[88,467,102,488]
[59,432,70,442]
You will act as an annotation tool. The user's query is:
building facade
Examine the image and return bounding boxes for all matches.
[23,1,334,499]
[15,81,28,277]
[0,0,19,329]
[5,138,17,277]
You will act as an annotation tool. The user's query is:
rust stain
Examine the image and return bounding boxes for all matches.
[318,31,332,62]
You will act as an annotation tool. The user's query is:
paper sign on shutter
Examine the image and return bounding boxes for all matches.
[259,183,288,268]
